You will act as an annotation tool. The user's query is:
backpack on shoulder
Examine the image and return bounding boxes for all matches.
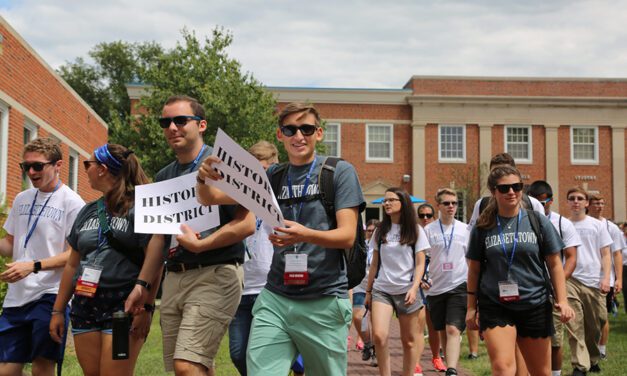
[270,157,367,289]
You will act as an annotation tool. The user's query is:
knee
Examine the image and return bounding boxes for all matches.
[372,332,388,348]
[173,360,207,376]
[490,359,516,376]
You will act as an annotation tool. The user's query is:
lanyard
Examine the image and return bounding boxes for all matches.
[287,156,317,223]
[496,210,521,273]
[24,180,61,249]
[246,218,263,260]
[96,198,110,253]
[190,144,207,172]
[438,219,455,256]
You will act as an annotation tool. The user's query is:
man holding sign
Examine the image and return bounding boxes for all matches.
[197,102,365,376]
[126,95,254,376]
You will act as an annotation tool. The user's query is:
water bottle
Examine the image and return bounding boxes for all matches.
[112,311,129,360]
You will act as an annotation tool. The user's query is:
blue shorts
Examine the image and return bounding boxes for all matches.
[0,294,69,363]
[353,292,366,308]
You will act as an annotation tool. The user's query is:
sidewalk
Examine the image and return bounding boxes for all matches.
[347,319,473,375]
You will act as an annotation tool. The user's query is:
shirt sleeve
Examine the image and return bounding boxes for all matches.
[415,225,430,253]
[466,226,483,261]
[560,217,582,249]
[467,199,482,231]
[538,213,564,256]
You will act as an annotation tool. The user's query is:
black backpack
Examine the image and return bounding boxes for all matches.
[269,157,367,289]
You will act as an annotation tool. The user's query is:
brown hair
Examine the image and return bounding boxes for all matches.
[489,152,516,169]
[566,187,588,201]
[103,144,150,216]
[278,102,321,127]
[249,141,279,164]
[23,137,62,162]
[476,166,522,229]
[436,188,457,203]
[588,193,605,202]
[377,187,418,246]
[164,95,206,119]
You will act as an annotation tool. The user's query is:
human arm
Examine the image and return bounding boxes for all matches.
[196,156,239,206]
[364,247,379,309]
[125,234,165,314]
[613,250,623,294]
[600,246,611,293]
[562,246,577,280]
[405,250,426,305]
[545,253,575,323]
[0,244,71,283]
[129,243,163,340]
[49,248,81,343]
[269,207,358,249]
[465,259,480,330]
[0,234,13,257]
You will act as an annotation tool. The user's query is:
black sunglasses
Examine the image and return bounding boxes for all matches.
[440,201,458,207]
[158,115,202,128]
[19,161,56,172]
[418,213,434,219]
[495,182,524,194]
[280,124,318,137]
[83,160,100,171]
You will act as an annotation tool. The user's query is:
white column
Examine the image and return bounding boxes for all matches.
[478,123,493,196]
[411,122,426,199]
[544,123,560,207]
[612,126,626,221]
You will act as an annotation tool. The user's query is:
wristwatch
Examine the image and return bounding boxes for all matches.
[33,260,42,274]
[135,279,151,291]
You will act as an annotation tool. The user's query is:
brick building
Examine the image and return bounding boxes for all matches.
[0,16,107,206]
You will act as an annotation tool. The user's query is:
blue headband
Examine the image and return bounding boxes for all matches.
[94,144,122,176]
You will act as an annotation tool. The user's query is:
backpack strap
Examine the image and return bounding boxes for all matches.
[522,193,533,210]
[318,156,339,223]
[269,162,289,199]
[375,234,383,279]
[526,209,554,298]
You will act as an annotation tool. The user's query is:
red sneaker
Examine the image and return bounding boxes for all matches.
[414,364,423,376]
[356,340,364,350]
[432,357,446,371]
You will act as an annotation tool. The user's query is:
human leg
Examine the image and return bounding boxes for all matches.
[483,326,517,376]
[580,284,606,366]
[98,329,145,376]
[517,336,551,376]
[228,294,256,375]
[73,332,103,376]
[564,279,590,372]
[398,310,422,376]
[371,298,394,376]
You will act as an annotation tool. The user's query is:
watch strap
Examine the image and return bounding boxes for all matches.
[135,279,151,291]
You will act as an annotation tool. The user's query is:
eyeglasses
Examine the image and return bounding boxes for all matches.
[418,213,434,219]
[382,198,401,204]
[439,201,458,207]
[567,196,586,202]
[19,161,55,172]
[83,160,100,171]
[539,198,552,206]
[366,228,375,233]
[158,115,203,128]
[591,201,605,206]
[495,182,524,194]
[280,124,318,137]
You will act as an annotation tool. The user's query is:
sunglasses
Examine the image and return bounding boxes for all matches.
[539,198,552,206]
[19,161,55,172]
[495,182,524,194]
[158,115,202,128]
[567,196,587,202]
[418,213,434,219]
[280,124,318,137]
[440,201,458,207]
[83,160,100,171]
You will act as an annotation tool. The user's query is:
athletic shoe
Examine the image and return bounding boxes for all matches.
[356,339,364,350]
[361,344,374,361]
[370,356,378,367]
[467,353,478,360]
[414,364,423,376]
[572,369,587,376]
[600,352,607,360]
[589,363,601,373]
[445,368,458,376]
[432,357,446,372]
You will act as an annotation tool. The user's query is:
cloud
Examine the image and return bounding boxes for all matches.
[2,0,627,87]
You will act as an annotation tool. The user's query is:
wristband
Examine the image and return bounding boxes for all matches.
[467,291,476,295]
[196,175,205,184]
[51,310,64,315]
[144,303,156,313]
[135,279,151,292]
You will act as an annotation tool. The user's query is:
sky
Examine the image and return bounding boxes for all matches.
[2,0,627,88]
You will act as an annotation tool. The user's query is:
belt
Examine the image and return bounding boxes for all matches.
[165,260,238,273]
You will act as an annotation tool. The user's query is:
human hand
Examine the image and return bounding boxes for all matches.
[600,279,611,294]
[198,156,224,183]
[555,301,575,323]
[465,307,479,331]
[0,261,34,283]
[404,288,417,306]
[124,285,148,315]
[270,220,311,247]
[175,224,203,253]
[130,311,152,340]
[49,313,65,344]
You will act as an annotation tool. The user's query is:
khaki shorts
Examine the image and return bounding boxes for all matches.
[160,263,243,371]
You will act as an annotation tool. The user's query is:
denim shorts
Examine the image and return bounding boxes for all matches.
[353,292,366,308]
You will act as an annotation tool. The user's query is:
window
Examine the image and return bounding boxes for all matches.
[366,124,393,162]
[454,192,466,223]
[22,122,38,188]
[68,149,79,191]
[571,126,598,164]
[439,125,465,162]
[505,125,532,163]
[321,123,340,157]
[0,102,8,203]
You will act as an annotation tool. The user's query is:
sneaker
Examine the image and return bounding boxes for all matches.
[370,356,378,367]
[572,369,587,376]
[589,363,601,373]
[356,339,364,350]
[414,364,423,376]
[467,353,478,360]
[445,368,458,376]
[600,352,607,360]
[432,357,446,372]
[361,344,374,361]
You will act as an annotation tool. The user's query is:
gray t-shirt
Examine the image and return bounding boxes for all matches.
[155,145,245,265]
[68,201,152,289]
[265,158,365,299]
[466,210,564,310]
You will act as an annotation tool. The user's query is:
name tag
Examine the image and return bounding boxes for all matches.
[442,262,454,272]
[75,265,102,298]
[284,253,309,286]
[498,280,520,303]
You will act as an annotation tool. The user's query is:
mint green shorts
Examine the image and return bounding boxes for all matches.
[247,289,352,376]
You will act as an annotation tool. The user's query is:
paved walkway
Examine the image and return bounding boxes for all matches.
[347,319,473,376]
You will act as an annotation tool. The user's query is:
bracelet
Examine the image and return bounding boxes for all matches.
[366,290,372,293]
[144,303,156,313]
[196,175,205,184]
[51,310,64,315]
[135,279,151,292]
[467,291,476,295]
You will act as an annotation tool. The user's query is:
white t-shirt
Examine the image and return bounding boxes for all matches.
[571,216,614,289]
[424,219,469,296]
[242,221,274,295]
[467,195,544,230]
[546,211,582,250]
[599,218,626,287]
[355,237,375,293]
[373,224,430,295]
[3,185,84,307]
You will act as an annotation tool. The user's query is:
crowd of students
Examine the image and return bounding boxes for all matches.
[0,98,625,376]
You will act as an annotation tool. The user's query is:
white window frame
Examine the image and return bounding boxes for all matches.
[438,124,466,163]
[0,101,8,204]
[454,191,466,223]
[68,149,79,191]
[570,126,599,164]
[504,125,533,164]
[322,122,341,158]
[366,123,393,162]
[22,121,38,189]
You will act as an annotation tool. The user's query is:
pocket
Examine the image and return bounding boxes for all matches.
[335,297,352,326]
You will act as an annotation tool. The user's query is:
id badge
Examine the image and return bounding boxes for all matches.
[167,237,180,259]
[75,265,103,298]
[283,253,309,286]
[498,280,520,302]
[442,262,454,272]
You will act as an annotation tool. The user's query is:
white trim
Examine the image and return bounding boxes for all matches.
[504,125,533,164]
[0,100,8,204]
[322,122,341,158]
[24,120,38,140]
[570,126,599,164]
[438,124,466,163]
[68,149,79,191]
[366,123,394,162]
